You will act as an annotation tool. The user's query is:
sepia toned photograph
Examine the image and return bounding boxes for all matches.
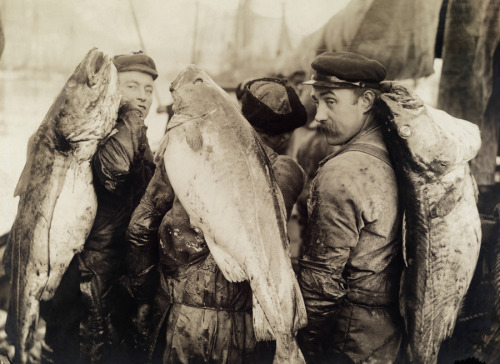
[0,0,498,363]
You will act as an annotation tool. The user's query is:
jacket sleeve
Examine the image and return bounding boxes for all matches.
[125,158,174,301]
[272,155,306,221]
[93,104,149,195]
[298,162,362,353]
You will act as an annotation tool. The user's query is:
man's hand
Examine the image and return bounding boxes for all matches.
[131,302,152,343]
[117,102,148,160]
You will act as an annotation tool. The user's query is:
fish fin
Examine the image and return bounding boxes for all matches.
[154,133,169,165]
[14,133,37,197]
[252,295,275,341]
[184,123,203,152]
[203,234,246,282]
[292,279,308,332]
[402,212,408,267]
[430,184,461,218]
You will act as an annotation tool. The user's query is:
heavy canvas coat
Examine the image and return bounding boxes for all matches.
[297,127,404,364]
[41,105,155,364]
[126,145,305,364]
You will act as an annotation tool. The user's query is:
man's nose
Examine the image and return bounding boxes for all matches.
[315,104,328,123]
[137,88,146,101]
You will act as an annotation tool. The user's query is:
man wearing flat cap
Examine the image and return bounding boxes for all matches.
[123,78,307,363]
[297,51,404,363]
[41,51,158,364]
[241,77,307,218]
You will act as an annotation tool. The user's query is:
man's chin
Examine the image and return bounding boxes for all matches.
[320,130,341,146]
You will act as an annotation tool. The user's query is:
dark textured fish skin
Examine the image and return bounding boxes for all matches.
[163,65,307,363]
[379,83,482,364]
[6,48,120,364]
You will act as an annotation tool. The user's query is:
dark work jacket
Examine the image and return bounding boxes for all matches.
[41,104,155,364]
[298,127,404,364]
[125,145,305,364]
[295,129,339,243]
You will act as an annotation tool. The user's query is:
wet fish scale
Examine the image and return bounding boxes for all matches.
[380,83,481,364]
[162,65,307,363]
[6,48,120,364]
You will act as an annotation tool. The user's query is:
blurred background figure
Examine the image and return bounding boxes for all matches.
[241,77,307,219]
[286,70,306,98]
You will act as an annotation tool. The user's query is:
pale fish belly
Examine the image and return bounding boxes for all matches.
[41,156,97,300]
[403,163,481,363]
[163,123,306,363]
[9,152,70,363]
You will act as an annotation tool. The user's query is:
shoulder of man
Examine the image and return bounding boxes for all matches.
[273,155,306,189]
[316,149,397,202]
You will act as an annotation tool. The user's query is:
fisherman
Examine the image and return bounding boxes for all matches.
[297,51,404,363]
[234,77,252,106]
[287,70,306,98]
[40,51,158,364]
[241,77,307,217]
[124,78,307,363]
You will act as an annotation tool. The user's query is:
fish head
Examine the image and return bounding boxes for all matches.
[380,83,481,176]
[379,83,459,175]
[167,65,237,129]
[55,48,121,144]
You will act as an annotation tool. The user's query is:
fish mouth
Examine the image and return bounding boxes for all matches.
[84,48,113,88]
[170,64,208,94]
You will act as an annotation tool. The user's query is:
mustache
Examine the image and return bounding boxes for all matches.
[318,122,338,136]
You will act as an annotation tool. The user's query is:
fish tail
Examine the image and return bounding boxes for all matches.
[252,295,275,341]
[250,263,286,341]
[273,335,305,364]
[291,278,307,332]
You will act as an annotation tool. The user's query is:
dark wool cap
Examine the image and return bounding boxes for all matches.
[113,51,158,80]
[241,78,307,136]
[303,51,386,88]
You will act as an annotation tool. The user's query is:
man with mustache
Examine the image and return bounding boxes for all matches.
[41,51,158,364]
[297,51,404,364]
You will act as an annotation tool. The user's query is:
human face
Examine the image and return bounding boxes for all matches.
[290,75,305,96]
[117,71,154,118]
[311,87,367,145]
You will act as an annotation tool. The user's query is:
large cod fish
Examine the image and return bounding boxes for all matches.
[161,65,307,363]
[379,84,482,364]
[5,48,120,364]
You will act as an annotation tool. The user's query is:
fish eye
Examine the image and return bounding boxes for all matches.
[194,78,203,85]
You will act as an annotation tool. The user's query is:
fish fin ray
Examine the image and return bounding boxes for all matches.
[154,133,169,165]
[252,295,275,341]
[292,279,308,332]
[430,184,462,218]
[184,123,203,152]
[204,235,246,282]
[402,212,408,267]
[14,133,37,197]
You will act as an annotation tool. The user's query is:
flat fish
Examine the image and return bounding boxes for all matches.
[5,48,120,364]
[379,83,482,364]
[160,65,307,363]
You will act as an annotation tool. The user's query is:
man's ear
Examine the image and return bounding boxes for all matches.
[361,89,376,112]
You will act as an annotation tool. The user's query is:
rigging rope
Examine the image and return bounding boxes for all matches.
[128,0,162,106]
